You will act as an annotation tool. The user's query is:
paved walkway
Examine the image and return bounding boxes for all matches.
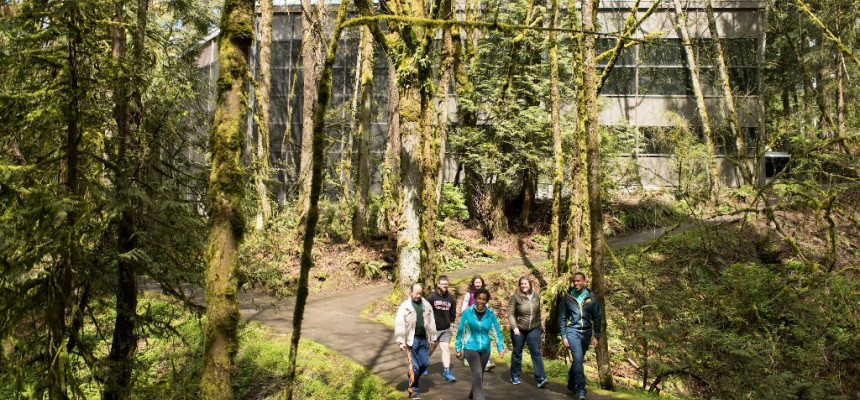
[233,217,733,399]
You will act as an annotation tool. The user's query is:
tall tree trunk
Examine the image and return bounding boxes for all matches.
[549,0,564,278]
[50,5,84,398]
[342,53,359,203]
[837,53,845,139]
[200,0,253,398]
[519,164,535,230]
[282,2,349,399]
[583,0,614,390]
[566,0,589,271]
[488,179,508,239]
[418,4,442,289]
[435,0,456,205]
[756,4,767,187]
[419,92,438,289]
[352,26,373,242]
[673,0,721,200]
[381,61,401,235]
[398,79,424,289]
[297,0,324,215]
[104,1,141,398]
[706,0,753,186]
[352,0,439,290]
[255,0,274,231]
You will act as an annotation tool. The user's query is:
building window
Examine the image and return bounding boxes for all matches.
[595,37,759,97]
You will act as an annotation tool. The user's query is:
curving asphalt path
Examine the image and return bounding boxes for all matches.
[233,217,733,399]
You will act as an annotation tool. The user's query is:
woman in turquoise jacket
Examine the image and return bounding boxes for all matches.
[455,288,505,400]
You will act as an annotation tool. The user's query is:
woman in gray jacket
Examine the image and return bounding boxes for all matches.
[506,276,547,387]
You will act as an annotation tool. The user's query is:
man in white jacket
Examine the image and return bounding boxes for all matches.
[395,283,437,400]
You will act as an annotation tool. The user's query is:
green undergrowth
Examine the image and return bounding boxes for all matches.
[137,295,400,400]
[439,235,500,272]
[364,200,859,399]
[605,194,689,237]
[609,218,860,399]
[0,293,398,400]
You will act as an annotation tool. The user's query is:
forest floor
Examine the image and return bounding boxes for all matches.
[229,215,734,400]
[238,192,695,299]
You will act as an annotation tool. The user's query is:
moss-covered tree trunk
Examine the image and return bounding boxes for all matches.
[297,0,323,214]
[104,1,141,398]
[519,164,535,229]
[282,2,350,399]
[566,0,589,271]
[398,79,424,289]
[353,0,440,291]
[352,26,373,242]
[418,18,441,289]
[705,0,752,187]
[419,92,439,289]
[254,0,273,231]
[200,1,253,398]
[381,60,401,235]
[673,0,720,200]
[549,0,564,278]
[435,0,456,204]
[582,0,614,390]
[49,4,83,398]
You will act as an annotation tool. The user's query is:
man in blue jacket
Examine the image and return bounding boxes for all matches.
[558,272,601,400]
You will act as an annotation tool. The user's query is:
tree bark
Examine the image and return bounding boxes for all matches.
[381,60,401,234]
[583,0,614,390]
[297,0,324,215]
[673,0,721,200]
[519,164,535,230]
[398,80,424,289]
[549,0,564,278]
[104,1,141,398]
[352,26,373,242]
[255,0,274,231]
[50,4,84,398]
[353,0,439,291]
[706,0,753,186]
[756,4,767,187]
[435,0,456,204]
[200,0,253,398]
[566,0,589,271]
[282,2,350,399]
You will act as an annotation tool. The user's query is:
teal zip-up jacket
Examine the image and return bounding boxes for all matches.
[455,305,504,354]
[558,288,601,339]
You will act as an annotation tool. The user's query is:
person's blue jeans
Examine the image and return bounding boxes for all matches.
[408,336,430,393]
[510,327,546,382]
[565,330,591,393]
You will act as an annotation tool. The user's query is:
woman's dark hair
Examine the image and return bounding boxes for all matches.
[473,288,491,301]
[468,275,484,293]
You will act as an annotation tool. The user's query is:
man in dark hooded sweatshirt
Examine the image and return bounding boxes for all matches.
[426,275,457,382]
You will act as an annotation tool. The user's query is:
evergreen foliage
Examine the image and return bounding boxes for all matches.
[0,1,213,397]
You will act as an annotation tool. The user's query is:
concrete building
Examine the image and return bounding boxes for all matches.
[196,0,767,198]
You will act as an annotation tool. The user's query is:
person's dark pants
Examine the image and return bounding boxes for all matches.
[565,330,591,393]
[510,327,546,382]
[464,350,490,400]
[408,336,430,395]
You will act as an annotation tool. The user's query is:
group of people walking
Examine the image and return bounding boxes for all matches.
[394,272,601,400]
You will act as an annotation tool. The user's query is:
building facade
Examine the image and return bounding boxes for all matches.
[196,0,766,197]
